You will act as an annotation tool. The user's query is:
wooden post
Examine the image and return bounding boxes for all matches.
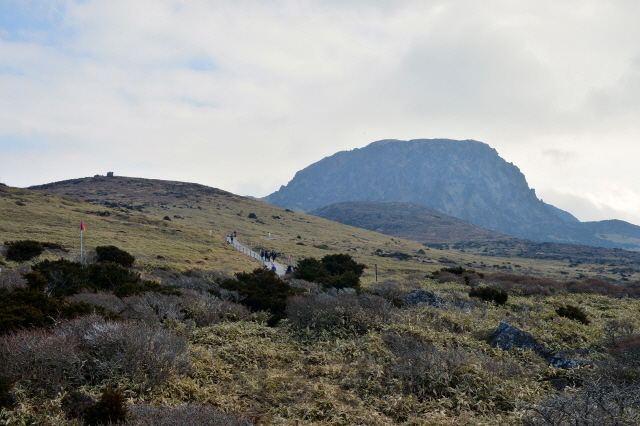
[375,264,377,282]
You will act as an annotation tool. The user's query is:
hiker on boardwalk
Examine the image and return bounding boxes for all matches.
[260,248,264,262]
[271,262,277,272]
[230,234,234,243]
[233,231,237,237]
[271,250,277,261]
[265,249,271,262]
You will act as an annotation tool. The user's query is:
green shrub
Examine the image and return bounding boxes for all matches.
[469,285,508,305]
[96,245,135,267]
[5,240,44,262]
[293,253,365,292]
[0,287,95,332]
[293,257,329,282]
[248,213,257,219]
[30,259,89,297]
[219,268,295,326]
[83,387,127,425]
[556,304,590,325]
[321,253,366,277]
[0,376,15,409]
[30,259,178,298]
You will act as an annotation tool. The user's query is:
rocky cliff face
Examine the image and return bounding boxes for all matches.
[266,139,566,238]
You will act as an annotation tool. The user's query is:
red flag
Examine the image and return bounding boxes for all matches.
[80,221,85,231]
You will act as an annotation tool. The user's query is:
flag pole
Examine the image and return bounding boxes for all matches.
[80,221,85,263]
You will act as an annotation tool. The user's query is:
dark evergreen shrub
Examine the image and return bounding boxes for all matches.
[219,268,295,326]
[557,304,590,325]
[469,285,508,305]
[0,376,15,409]
[88,263,141,296]
[96,245,135,267]
[321,253,366,277]
[248,213,257,219]
[6,240,44,261]
[31,259,89,297]
[62,390,97,419]
[0,287,95,332]
[293,257,329,282]
[163,216,171,221]
[83,387,127,425]
[293,253,365,292]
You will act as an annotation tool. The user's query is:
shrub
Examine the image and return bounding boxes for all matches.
[0,376,15,409]
[219,268,295,326]
[293,253,366,292]
[62,390,98,420]
[248,213,257,219]
[30,259,89,297]
[163,216,171,221]
[293,257,328,282]
[83,387,127,426]
[0,286,96,332]
[556,304,590,325]
[96,245,135,268]
[41,242,68,252]
[6,240,44,262]
[124,404,253,426]
[469,285,508,305]
[286,291,394,338]
[608,334,640,368]
[0,315,190,394]
[321,253,366,277]
[526,374,640,425]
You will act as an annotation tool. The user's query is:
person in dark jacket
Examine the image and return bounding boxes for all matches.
[271,250,277,261]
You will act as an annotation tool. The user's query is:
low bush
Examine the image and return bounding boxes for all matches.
[526,374,640,425]
[431,267,484,285]
[286,291,394,338]
[0,315,190,394]
[219,268,295,326]
[608,333,640,368]
[469,285,508,305]
[30,259,180,298]
[0,286,97,332]
[5,240,44,262]
[124,404,253,426]
[0,376,15,409]
[83,387,127,426]
[96,245,136,268]
[61,390,97,420]
[293,253,366,292]
[556,304,590,325]
[247,213,257,219]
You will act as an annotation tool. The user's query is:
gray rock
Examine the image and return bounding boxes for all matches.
[490,321,550,358]
[548,356,590,370]
[490,322,589,370]
[403,289,443,308]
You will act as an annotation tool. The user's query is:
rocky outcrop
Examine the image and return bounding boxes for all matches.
[490,321,588,369]
[490,321,550,358]
[265,139,567,239]
[402,290,444,308]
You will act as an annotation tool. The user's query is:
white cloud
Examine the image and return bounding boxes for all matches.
[1,0,640,224]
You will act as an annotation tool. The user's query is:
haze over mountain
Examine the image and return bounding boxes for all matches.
[265,139,640,251]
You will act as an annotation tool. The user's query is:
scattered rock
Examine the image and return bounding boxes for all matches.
[402,289,443,308]
[490,322,589,369]
[548,356,589,369]
[490,321,550,358]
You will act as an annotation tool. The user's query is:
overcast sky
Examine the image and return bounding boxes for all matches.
[1,1,640,224]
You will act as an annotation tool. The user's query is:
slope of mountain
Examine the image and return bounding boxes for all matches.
[265,138,640,250]
[265,139,565,237]
[309,201,514,244]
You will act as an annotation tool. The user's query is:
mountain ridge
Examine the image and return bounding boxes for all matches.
[265,138,640,251]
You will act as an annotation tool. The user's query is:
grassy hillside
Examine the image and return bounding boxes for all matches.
[25,176,640,284]
[1,179,640,425]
